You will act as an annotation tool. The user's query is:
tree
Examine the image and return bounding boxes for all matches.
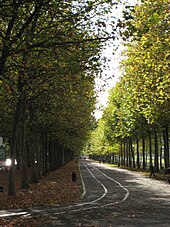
[88,0,170,170]
[0,0,118,195]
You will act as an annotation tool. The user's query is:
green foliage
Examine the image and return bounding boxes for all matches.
[0,0,119,156]
[120,0,170,125]
[87,0,170,159]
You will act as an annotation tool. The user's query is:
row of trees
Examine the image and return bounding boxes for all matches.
[0,0,119,195]
[86,0,170,171]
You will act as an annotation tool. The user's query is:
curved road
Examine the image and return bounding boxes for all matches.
[1,159,170,226]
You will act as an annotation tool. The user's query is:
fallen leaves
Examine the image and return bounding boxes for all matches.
[0,160,82,226]
[0,216,51,227]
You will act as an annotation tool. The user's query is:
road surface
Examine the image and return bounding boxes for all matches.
[1,159,170,226]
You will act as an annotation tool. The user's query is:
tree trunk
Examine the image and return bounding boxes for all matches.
[163,125,169,169]
[15,137,21,170]
[37,144,42,180]
[123,142,126,166]
[142,138,146,169]
[130,139,135,168]
[0,40,10,76]
[154,131,159,172]
[20,97,29,189]
[120,144,122,165]
[160,145,163,170]
[159,133,163,170]
[149,132,152,165]
[8,96,22,196]
[8,133,16,196]
[125,142,129,167]
[30,125,39,184]
[42,132,46,176]
[42,125,49,176]
[136,139,140,169]
[128,139,132,168]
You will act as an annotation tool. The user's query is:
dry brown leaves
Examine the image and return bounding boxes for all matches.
[0,160,82,226]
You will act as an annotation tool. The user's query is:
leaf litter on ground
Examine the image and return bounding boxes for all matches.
[0,160,82,226]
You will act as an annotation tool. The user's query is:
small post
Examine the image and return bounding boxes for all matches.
[0,186,3,192]
[72,172,77,183]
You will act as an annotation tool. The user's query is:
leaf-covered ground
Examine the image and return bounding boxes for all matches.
[0,160,82,226]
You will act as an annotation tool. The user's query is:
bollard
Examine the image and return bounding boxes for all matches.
[72,172,77,183]
[0,186,3,192]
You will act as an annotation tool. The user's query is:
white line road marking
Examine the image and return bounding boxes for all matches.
[50,161,130,214]
[0,160,130,217]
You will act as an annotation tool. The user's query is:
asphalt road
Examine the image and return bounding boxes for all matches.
[1,159,170,226]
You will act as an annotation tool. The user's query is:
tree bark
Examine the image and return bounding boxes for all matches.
[149,132,152,165]
[136,139,140,169]
[126,142,129,167]
[142,138,146,169]
[120,141,123,166]
[20,95,29,189]
[128,139,132,168]
[130,139,135,168]
[154,131,159,172]
[8,97,22,196]
[163,125,169,169]
[30,125,39,184]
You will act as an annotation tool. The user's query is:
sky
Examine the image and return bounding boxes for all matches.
[94,44,124,119]
[94,0,138,119]
[94,8,124,119]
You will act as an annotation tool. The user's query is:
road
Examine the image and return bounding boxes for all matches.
[1,159,170,226]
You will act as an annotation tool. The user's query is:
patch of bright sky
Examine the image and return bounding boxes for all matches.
[94,43,124,119]
[94,0,138,119]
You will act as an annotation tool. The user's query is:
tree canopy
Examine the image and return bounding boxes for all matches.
[86,0,170,170]
[0,0,120,195]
